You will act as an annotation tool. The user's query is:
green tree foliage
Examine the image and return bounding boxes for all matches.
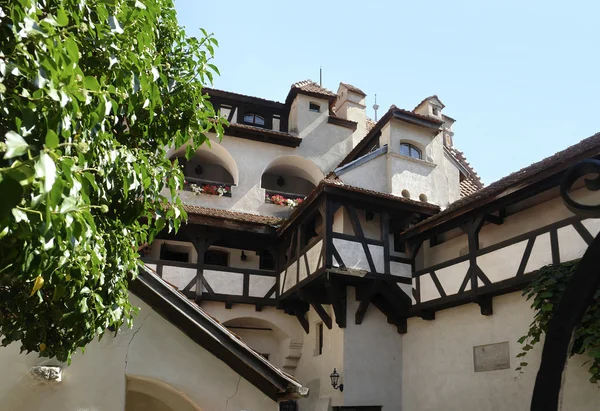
[0,0,224,362]
[517,260,600,383]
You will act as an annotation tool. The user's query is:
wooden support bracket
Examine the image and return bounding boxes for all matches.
[326,278,347,328]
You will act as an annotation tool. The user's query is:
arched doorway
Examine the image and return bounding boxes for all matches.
[126,375,202,411]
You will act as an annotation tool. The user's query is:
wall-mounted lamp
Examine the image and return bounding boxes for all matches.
[241,251,247,261]
[195,165,203,175]
[277,176,285,187]
[330,368,344,392]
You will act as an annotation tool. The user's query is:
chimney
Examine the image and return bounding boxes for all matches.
[335,83,367,147]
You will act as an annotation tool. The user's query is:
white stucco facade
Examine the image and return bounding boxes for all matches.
[0,295,278,411]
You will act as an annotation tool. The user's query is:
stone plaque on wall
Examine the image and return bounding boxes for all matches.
[473,341,510,372]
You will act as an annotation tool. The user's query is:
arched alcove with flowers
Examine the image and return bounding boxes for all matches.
[261,156,323,208]
[168,141,238,197]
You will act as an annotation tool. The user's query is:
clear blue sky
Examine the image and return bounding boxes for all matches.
[175,0,599,184]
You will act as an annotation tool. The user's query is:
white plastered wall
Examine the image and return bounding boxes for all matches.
[344,288,404,409]
[338,154,388,194]
[402,292,600,411]
[380,119,461,206]
[0,294,277,411]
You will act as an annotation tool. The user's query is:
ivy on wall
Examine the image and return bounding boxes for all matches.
[517,260,600,383]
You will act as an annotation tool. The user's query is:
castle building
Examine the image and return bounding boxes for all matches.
[2,79,599,411]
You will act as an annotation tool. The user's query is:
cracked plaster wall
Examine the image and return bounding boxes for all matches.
[0,294,277,411]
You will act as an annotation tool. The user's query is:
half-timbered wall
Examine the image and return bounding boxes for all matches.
[145,241,278,304]
[415,187,600,304]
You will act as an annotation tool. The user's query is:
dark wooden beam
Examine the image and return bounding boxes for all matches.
[325,277,347,328]
[294,308,309,334]
[419,310,436,321]
[550,228,560,265]
[458,268,471,294]
[429,271,446,298]
[460,216,485,292]
[572,221,594,245]
[331,243,346,268]
[516,237,536,277]
[381,212,391,274]
[484,213,504,225]
[476,266,492,286]
[354,282,381,325]
[311,302,332,330]
[477,295,493,316]
[346,205,377,273]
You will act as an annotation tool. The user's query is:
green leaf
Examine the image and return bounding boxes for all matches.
[542,303,554,312]
[56,9,69,26]
[4,131,30,159]
[207,64,220,76]
[84,76,100,92]
[65,38,79,63]
[45,129,59,149]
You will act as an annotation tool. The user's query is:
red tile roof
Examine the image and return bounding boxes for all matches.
[340,82,366,96]
[291,80,337,98]
[322,179,440,210]
[184,205,284,226]
[445,146,484,197]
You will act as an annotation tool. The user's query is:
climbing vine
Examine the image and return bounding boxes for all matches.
[517,260,600,383]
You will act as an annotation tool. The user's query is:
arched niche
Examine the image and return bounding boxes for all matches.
[126,375,202,411]
[168,141,239,186]
[261,155,323,198]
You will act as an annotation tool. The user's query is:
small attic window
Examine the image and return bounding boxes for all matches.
[309,102,320,113]
[244,113,265,126]
[432,107,439,116]
[400,143,422,160]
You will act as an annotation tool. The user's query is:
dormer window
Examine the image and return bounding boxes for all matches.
[432,106,439,116]
[244,113,265,126]
[400,143,422,160]
[309,102,320,113]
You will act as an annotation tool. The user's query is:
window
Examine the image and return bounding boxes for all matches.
[400,143,422,160]
[160,243,190,263]
[243,113,265,126]
[432,106,439,116]
[309,102,320,113]
[259,250,275,270]
[204,249,229,267]
[316,322,324,355]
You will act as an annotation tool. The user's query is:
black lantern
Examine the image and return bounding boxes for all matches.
[277,176,285,187]
[330,368,344,392]
[241,251,247,261]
